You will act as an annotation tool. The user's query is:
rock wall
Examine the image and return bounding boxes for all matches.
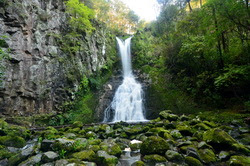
[0,0,114,116]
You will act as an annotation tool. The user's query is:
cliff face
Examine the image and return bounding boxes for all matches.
[0,0,114,116]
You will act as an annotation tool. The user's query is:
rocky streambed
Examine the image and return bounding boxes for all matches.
[0,110,250,166]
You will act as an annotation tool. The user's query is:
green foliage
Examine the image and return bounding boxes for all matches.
[0,36,10,86]
[66,0,95,33]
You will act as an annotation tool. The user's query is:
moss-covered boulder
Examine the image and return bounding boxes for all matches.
[228,155,250,166]
[170,130,183,139]
[0,136,26,148]
[129,141,142,151]
[52,138,75,152]
[203,128,237,149]
[159,111,178,121]
[143,154,167,163]
[140,136,170,155]
[176,124,194,136]
[72,150,96,161]
[198,149,216,164]
[107,144,122,157]
[185,156,203,166]
[165,150,184,162]
[131,160,145,166]
[194,123,211,130]
[0,148,13,159]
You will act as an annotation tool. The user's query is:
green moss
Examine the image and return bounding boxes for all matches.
[194,123,211,130]
[203,128,237,147]
[72,121,83,128]
[72,150,95,161]
[132,161,145,166]
[143,154,167,162]
[108,144,122,157]
[165,150,184,162]
[0,136,26,148]
[0,149,13,159]
[198,149,216,164]
[140,136,170,155]
[228,155,250,166]
[89,139,102,145]
[185,156,203,166]
[129,142,142,151]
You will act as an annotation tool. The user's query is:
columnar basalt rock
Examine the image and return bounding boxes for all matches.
[0,0,111,115]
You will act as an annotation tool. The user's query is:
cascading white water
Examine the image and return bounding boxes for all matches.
[103,37,147,122]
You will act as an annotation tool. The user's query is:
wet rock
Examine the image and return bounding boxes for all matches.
[42,151,59,163]
[18,154,42,166]
[107,143,122,157]
[129,140,142,151]
[96,150,118,166]
[52,138,74,151]
[0,158,8,166]
[185,156,203,166]
[198,149,216,164]
[55,159,68,166]
[141,136,170,155]
[218,151,230,161]
[41,163,54,166]
[165,150,184,162]
[228,155,250,166]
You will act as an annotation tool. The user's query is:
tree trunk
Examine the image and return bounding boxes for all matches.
[200,0,202,7]
[188,2,192,12]
[212,7,224,68]
[221,32,228,52]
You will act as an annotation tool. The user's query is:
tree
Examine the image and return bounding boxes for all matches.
[66,0,95,33]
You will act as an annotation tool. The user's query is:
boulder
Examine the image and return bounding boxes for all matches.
[228,155,250,166]
[185,156,203,166]
[198,149,216,164]
[41,151,59,163]
[0,136,26,148]
[18,154,42,166]
[140,136,170,155]
[96,150,118,166]
[143,154,167,163]
[165,150,184,162]
[72,150,95,161]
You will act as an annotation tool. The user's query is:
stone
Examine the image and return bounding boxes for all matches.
[72,121,83,128]
[228,155,250,166]
[218,151,230,161]
[41,163,54,166]
[41,140,55,152]
[185,156,203,166]
[0,136,26,148]
[72,150,95,161]
[203,128,237,150]
[0,159,8,166]
[140,136,170,155]
[198,149,216,164]
[52,138,74,151]
[170,130,183,139]
[159,111,178,121]
[107,143,122,157]
[18,154,42,166]
[131,161,145,166]
[143,154,167,163]
[42,151,59,163]
[165,150,184,162]
[55,159,69,166]
[96,150,118,166]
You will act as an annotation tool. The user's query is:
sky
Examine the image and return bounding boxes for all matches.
[120,0,160,22]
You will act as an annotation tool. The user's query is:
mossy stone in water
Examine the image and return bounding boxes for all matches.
[72,150,96,161]
[96,150,118,166]
[198,149,216,164]
[0,149,13,159]
[228,155,250,166]
[170,130,183,139]
[143,154,167,163]
[185,156,203,166]
[140,136,170,155]
[0,135,26,148]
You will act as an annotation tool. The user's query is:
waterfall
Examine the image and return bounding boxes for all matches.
[103,37,147,122]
